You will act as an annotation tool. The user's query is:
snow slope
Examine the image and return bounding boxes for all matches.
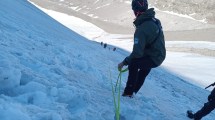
[0,0,215,120]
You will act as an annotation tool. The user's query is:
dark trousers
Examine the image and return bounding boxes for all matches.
[194,98,215,120]
[124,57,157,95]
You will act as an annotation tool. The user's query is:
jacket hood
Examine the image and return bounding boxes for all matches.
[133,8,155,27]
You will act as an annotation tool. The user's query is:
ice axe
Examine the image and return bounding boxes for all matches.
[205,82,215,89]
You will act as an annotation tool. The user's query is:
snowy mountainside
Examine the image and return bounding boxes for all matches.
[0,0,215,120]
[150,0,215,24]
[29,0,215,34]
[0,0,120,119]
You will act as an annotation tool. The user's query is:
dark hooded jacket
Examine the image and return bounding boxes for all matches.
[123,8,166,66]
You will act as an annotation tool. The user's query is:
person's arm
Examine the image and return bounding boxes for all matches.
[123,29,146,65]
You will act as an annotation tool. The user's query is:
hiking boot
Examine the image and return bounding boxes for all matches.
[122,92,133,98]
[187,110,194,119]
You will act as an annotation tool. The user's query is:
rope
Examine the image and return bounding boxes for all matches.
[110,68,128,120]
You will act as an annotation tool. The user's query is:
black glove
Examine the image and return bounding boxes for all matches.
[208,94,212,101]
[208,88,215,101]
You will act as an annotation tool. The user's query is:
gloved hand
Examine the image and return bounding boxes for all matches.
[208,88,215,101]
[118,62,124,71]
[208,94,212,101]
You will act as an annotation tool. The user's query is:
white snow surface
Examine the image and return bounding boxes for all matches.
[0,0,215,120]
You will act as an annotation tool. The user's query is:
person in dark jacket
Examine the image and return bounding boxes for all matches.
[187,82,215,120]
[118,0,166,97]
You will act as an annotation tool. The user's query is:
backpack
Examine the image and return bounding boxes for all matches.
[143,18,163,48]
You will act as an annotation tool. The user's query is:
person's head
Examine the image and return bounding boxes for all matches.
[131,0,148,17]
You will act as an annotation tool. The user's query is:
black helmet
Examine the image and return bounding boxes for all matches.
[132,0,148,12]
